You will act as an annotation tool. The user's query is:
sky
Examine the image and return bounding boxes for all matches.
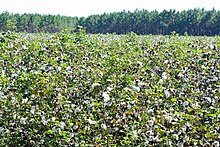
[0,0,220,17]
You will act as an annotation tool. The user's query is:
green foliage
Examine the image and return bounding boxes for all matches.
[3,19,17,32]
[0,31,219,146]
[1,8,220,35]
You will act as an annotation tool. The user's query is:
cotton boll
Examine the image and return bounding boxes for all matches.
[8,43,13,48]
[57,66,62,71]
[22,98,28,104]
[212,141,219,147]
[91,83,101,89]
[60,122,66,129]
[30,106,36,115]
[183,101,189,107]
[101,123,107,130]
[20,117,27,125]
[127,104,132,109]
[162,72,167,80]
[165,115,172,122]
[164,90,170,97]
[204,97,212,103]
[66,66,71,71]
[137,61,143,67]
[133,130,138,138]
[130,85,140,92]
[103,92,110,102]
[0,127,4,133]
[106,86,113,91]
[87,118,96,125]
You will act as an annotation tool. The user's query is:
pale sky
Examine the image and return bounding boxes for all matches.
[0,0,220,17]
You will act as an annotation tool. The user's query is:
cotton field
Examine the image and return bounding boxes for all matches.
[0,31,219,146]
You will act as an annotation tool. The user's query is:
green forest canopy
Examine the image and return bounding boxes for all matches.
[1,8,220,36]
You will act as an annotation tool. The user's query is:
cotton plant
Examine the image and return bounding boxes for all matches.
[0,31,219,146]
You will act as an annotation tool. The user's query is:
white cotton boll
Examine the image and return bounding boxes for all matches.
[8,43,13,48]
[42,116,48,125]
[123,87,130,92]
[20,117,27,125]
[103,92,110,102]
[66,66,71,71]
[162,72,167,80]
[178,72,184,78]
[209,44,215,50]
[101,123,107,130]
[138,129,142,134]
[212,77,218,81]
[133,130,138,138]
[134,112,140,118]
[11,73,18,78]
[165,115,172,122]
[22,66,27,71]
[60,122,66,129]
[13,114,17,120]
[130,85,140,92]
[183,101,189,107]
[74,106,81,114]
[183,135,189,142]
[73,125,78,130]
[22,98,28,104]
[164,90,170,98]
[205,97,212,103]
[51,117,56,121]
[91,83,101,89]
[106,86,113,91]
[201,65,206,69]
[0,127,4,133]
[127,104,132,109]
[158,79,164,84]
[52,126,57,132]
[87,118,96,125]
[22,45,28,50]
[101,54,107,59]
[137,61,143,67]
[212,141,219,147]
[10,97,16,104]
[57,66,62,71]
[69,132,75,138]
[164,60,169,64]
[30,106,36,114]
[120,102,126,105]
[173,134,179,140]
[40,139,45,144]
[147,109,154,113]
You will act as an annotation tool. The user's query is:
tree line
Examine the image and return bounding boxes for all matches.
[1,8,220,36]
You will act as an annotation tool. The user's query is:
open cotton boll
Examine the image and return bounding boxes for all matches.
[87,118,96,125]
[0,127,4,133]
[130,85,140,92]
[133,130,138,139]
[183,101,189,107]
[101,123,107,130]
[91,83,101,89]
[162,72,168,80]
[137,61,143,67]
[20,117,27,125]
[164,89,170,97]
[212,141,219,147]
[60,122,66,129]
[22,98,28,104]
[103,92,110,102]
[57,66,62,71]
